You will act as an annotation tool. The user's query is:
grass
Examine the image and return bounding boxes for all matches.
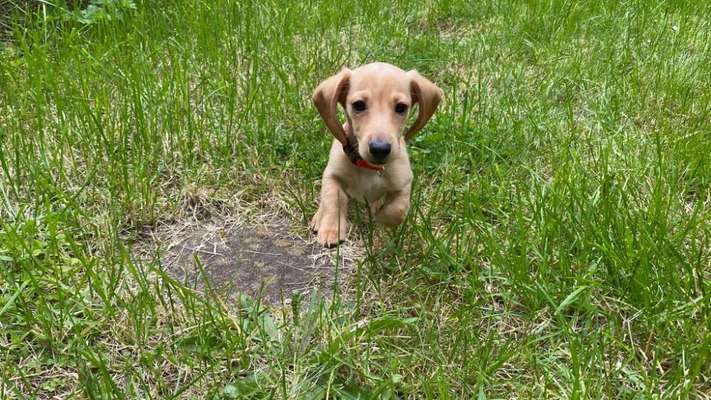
[1,0,710,398]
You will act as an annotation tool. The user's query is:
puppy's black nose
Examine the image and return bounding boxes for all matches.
[368,139,391,161]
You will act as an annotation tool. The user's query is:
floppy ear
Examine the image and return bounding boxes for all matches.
[312,68,352,144]
[404,70,443,141]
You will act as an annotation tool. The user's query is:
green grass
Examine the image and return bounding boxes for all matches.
[1,0,710,398]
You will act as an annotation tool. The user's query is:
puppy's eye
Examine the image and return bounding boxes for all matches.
[394,103,408,114]
[352,100,367,112]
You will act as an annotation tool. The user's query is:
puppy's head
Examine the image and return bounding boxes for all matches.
[313,62,442,165]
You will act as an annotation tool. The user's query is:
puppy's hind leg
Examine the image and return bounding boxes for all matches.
[311,177,349,247]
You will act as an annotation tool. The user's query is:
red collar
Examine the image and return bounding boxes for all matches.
[354,158,385,172]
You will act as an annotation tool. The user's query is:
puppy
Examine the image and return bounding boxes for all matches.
[310,62,442,247]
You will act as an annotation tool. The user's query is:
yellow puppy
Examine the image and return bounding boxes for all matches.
[310,62,443,247]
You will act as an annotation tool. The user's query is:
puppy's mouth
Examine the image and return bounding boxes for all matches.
[365,149,394,166]
[366,157,388,165]
[341,138,386,172]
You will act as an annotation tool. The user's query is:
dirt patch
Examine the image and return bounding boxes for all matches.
[160,218,356,305]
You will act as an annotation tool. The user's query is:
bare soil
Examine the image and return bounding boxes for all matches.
[161,219,353,305]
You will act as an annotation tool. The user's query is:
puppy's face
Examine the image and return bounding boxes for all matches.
[345,64,412,165]
[312,62,442,166]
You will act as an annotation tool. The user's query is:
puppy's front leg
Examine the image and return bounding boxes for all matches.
[375,188,411,227]
[310,177,349,247]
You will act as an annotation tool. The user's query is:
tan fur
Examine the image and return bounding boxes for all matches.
[310,62,442,247]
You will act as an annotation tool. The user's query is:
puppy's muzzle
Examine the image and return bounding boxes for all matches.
[368,139,391,163]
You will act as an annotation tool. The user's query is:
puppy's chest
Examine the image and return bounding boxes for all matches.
[344,172,390,203]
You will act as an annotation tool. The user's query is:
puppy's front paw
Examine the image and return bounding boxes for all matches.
[317,226,347,248]
[311,206,348,247]
[312,214,348,248]
[309,210,322,233]
[375,204,408,227]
